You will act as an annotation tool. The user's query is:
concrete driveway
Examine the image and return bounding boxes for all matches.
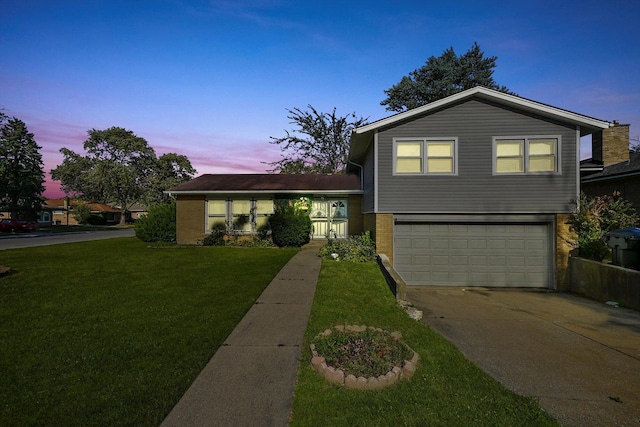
[406,287,640,427]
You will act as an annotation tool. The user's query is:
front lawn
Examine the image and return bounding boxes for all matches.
[291,261,558,426]
[0,238,296,426]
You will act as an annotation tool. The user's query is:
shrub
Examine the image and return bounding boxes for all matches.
[201,222,227,246]
[72,202,92,225]
[86,214,107,225]
[568,192,638,261]
[319,231,376,262]
[233,236,276,248]
[201,222,275,247]
[312,328,413,378]
[269,201,312,247]
[134,202,176,243]
[257,223,271,240]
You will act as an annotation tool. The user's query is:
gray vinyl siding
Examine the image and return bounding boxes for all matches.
[376,99,578,213]
[362,141,375,212]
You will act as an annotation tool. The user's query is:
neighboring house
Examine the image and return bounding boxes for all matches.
[580,122,640,212]
[44,198,122,225]
[37,205,53,226]
[126,203,148,222]
[167,174,363,243]
[579,120,630,178]
[2,209,52,224]
[170,87,613,290]
[582,152,640,212]
[3,207,53,225]
[111,203,148,223]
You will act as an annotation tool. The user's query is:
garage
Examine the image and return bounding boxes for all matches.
[394,221,552,287]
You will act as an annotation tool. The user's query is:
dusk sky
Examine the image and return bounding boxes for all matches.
[2,0,639,199]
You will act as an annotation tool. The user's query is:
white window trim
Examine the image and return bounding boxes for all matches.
[393,137,458,176]
[492,135,561,175]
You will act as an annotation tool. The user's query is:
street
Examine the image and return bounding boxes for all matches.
[0,228,136,250]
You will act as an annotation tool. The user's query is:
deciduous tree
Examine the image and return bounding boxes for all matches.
[0,115,45,219]
[51,127,195,224]
[140,153,196,207]
[568,192,638,260]
[267,105,367,174]
[381,42,514,112]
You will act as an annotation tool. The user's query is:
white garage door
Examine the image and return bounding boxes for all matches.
[394,222,552,287]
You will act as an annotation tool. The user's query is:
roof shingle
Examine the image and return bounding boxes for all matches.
[582,153,640,181]
[167,174,361,193]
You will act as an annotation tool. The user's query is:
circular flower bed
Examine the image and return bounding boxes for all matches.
[310,325,419,390]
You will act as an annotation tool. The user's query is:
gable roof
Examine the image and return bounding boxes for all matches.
[582,152,640,183]
[350,86,612,161]
[167,174,362,194]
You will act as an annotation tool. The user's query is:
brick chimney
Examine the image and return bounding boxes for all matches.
[592,120,630,167]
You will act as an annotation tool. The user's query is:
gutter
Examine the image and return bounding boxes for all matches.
[582,170,640,183]
[163,189,364,196]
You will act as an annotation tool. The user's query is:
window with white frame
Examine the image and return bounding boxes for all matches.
[207,199,274,233]
[394,138,457,175]
[494,136,559,174]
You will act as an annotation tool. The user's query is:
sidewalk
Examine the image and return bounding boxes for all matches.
[161,241,324,427]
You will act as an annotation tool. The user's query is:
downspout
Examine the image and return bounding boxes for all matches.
[575,126,581,213]
[347,160,364,190]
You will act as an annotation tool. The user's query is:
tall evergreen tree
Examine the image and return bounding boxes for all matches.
[0,115,45,219]
[381,42,514,112]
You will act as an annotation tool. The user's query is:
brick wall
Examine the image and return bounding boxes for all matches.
[51,211,77,226]
[375,214,394,265]
[592,122,630,167]
[176,195,205,245]
[347,195,363,236]
[361,213,394,264]
[555,213,574,290]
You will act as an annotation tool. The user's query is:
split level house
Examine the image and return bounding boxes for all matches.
[168,86,615,290]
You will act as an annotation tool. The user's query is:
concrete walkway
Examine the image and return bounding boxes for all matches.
[406,287,640,427]
[161,241,323,427]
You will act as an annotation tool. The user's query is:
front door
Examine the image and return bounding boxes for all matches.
[310,199,348,239]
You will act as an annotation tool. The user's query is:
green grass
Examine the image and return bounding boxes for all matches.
[0,238,297,426]
[290,261,558,427]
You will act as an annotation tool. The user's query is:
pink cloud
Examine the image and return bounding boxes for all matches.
[30,117,285,199]
[43,179,65,199]
[139,128,283,176]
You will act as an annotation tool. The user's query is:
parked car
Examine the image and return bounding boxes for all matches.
[0,219,37,232]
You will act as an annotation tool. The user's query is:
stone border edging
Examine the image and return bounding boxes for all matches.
[310,325,420,390]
